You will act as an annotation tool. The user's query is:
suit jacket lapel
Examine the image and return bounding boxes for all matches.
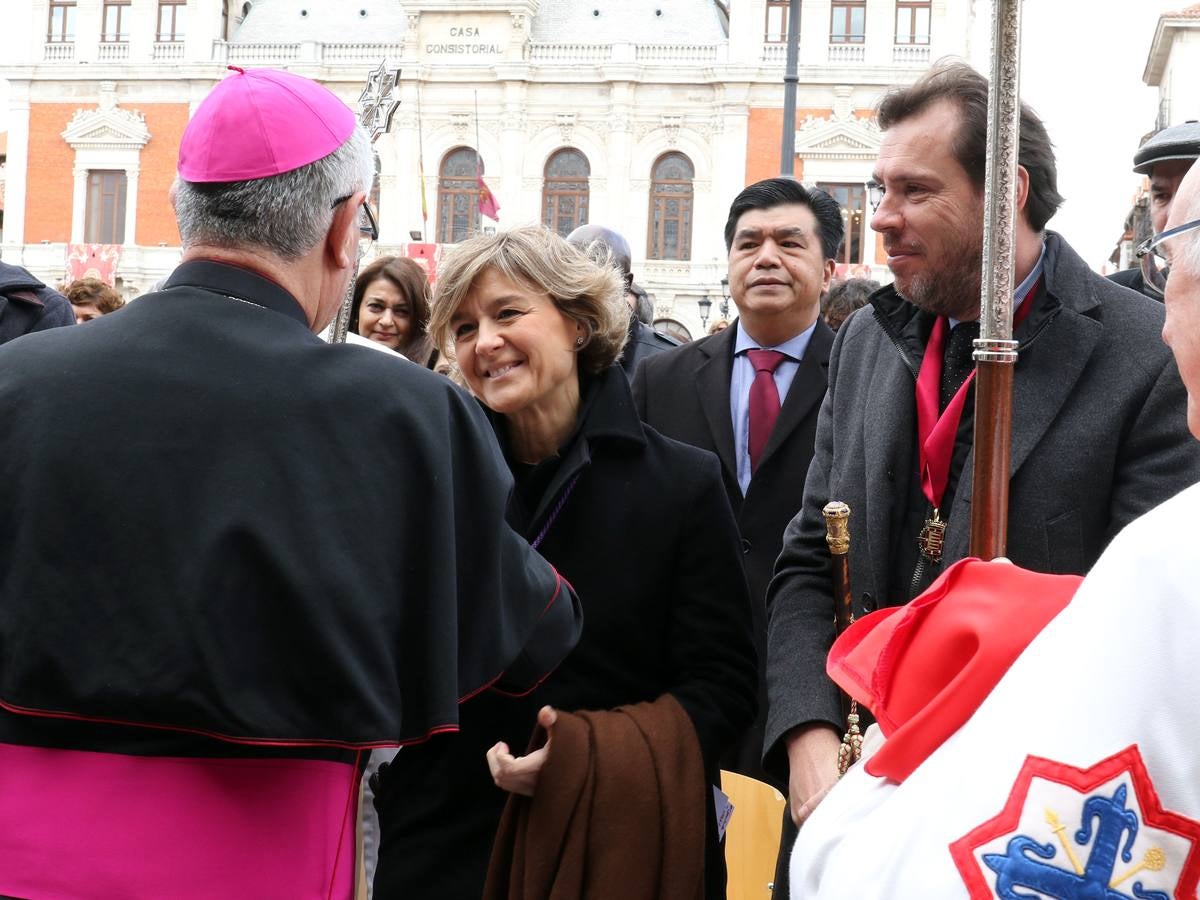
[946,307,1102,561]
[756,320,834,473]
[695,324,739,489]
[862,338,918,596]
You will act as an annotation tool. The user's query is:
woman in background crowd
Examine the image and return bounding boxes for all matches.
[370,225,756,899]
[64,278,124,324]
[348,256,437,366]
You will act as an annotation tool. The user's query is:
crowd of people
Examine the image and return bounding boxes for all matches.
[0,57,1198,900]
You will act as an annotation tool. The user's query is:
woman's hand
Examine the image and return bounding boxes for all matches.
[486,706,558,796]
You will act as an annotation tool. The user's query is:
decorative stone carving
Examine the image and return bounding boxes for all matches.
[62,98,151,152]
[511,12,526,30]
[451,113,470,142]
[794,113,882,162]
[831,85,854,121]
[556,112,575,143]
[522,176,541,190]
[630,178,650,192]
[661,114,682,146]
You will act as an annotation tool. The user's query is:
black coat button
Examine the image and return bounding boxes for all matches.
[861,592,875,612]
[741,538,752,554]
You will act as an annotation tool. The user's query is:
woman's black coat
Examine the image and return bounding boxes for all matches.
[373,365,758,899]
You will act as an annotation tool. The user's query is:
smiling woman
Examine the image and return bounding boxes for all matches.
[369,225,759,898]
[348,256,434,364]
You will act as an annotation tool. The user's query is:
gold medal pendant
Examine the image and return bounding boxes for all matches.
[918,509,946,562]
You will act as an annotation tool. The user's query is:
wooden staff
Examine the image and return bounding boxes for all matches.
[969,0,1023,560]
[822,501,861,775]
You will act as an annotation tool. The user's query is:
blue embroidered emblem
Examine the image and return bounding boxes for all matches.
[982,784,1169,900]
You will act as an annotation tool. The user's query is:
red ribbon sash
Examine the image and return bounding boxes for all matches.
[914,281,1039,512]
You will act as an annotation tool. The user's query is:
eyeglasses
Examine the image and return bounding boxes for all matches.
[332,194,379,260]
[1137,218,1200,298]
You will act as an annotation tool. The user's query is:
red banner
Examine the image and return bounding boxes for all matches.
[404,243,439,287]
[66,244,122,286]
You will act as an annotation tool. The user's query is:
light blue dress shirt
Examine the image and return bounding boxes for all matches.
[729,319,818,496]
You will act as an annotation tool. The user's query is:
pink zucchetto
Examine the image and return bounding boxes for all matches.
[178,66,355,183]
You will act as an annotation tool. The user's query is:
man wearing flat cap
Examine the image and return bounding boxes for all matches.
[0,66,582,898]
[1111,120,1200,298]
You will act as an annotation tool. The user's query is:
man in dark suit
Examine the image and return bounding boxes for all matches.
[632,177,842,786]
[765,61,1200,853]
[1111,120,1200,298]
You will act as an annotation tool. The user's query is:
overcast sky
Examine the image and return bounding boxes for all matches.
[0,1,1187,270]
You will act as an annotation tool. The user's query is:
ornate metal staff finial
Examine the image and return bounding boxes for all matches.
[330,59,401,344]
[357,59,401,142]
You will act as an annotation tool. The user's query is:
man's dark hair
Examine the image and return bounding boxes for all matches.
[876,60,1064,232]
[723,177,844,259]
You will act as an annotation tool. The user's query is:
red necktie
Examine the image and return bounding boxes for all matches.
[747,348,787,474]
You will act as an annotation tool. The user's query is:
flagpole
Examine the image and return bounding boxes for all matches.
[475,90,482,235]
[417,82,428,242]
[969,0,1023,559]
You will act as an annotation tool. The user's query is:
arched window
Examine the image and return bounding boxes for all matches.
[647,152,694,261]
[437,147,481,244]
[542,148,590,238]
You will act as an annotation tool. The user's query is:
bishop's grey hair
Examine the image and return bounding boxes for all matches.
[172,125,374,261]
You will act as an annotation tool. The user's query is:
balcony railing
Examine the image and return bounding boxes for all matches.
[97,42,130,61]
[635,43,718,64]
[526,42,612,63]
[211,41,301,64]
[321,42,402,64]
[761,44,788,63]
[827,43,866,63]
[210,40,402,65]
[892,44,930,65]
[153,41,185,61]
[43,42,75,62]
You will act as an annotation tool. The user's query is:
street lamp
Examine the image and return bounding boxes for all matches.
[697,296,712,329]
[719,277,730,319]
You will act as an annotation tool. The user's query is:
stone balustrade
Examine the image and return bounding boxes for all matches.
[635,43,719,64]
[526,42,613,63]
[827,43,866,64]
[42,43,75,62]
[892,44,931,65]
[153,41,185,61]
[97,42,130,62]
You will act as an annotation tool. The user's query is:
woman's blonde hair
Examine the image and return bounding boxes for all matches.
[429,225,628,375]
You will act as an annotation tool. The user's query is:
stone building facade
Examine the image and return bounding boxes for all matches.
[1,0,973,337]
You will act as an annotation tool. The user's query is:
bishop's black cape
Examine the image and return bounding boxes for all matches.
[0,259,582,752]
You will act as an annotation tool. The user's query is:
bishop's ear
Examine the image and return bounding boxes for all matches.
[327,192,364,271]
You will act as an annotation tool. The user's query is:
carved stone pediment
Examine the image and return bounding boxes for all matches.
[62,104,150,151]
[794,115,881,161]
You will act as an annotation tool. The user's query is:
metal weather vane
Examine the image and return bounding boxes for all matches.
[330,58,401,344]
